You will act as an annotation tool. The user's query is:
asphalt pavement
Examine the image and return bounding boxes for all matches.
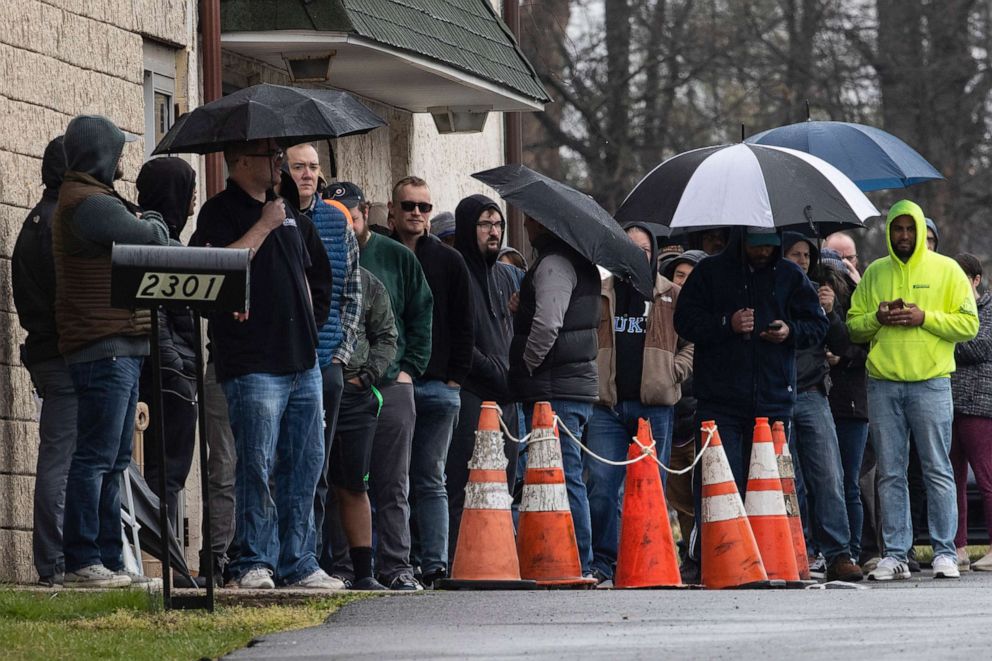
[227,570,992,660]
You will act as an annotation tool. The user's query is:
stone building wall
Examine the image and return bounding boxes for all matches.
[0,0,201,583]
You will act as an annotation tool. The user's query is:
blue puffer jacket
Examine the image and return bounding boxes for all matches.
[673,228,829,419]
[312,198,348,367]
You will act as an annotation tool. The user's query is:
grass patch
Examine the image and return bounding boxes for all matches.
[0,587,367,661]
[912,545,990,564]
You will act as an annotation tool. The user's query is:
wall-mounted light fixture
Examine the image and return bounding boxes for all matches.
[283,51,336,82]
[428,105,492,134]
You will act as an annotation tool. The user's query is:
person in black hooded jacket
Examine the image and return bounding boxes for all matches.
[135,157,200,528]
[13,135,77,587]
[673,225,828,579]
[445,194,519,562]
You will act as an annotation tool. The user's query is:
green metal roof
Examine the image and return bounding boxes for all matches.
[221,0,550,103]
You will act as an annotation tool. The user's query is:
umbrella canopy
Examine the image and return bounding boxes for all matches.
[124,463,192,578]
[473,164,655,298]
[615,143,879,235]
[746,121,943,192]
[152,84,386,155]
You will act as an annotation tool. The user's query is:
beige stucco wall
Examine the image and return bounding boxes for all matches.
[0,0,202,583]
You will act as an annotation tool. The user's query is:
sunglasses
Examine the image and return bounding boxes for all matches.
[399,201,433,213]
[246,149,285,162]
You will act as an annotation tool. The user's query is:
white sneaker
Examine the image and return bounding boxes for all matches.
[932,554,961,579]
[288,569,346,590]
[972,551,992,571]
[64,564,132,588]
[237,567,275,589]
[867,556,911,581]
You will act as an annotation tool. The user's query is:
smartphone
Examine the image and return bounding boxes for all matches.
[889,299,905,310]
[766,322,783,332]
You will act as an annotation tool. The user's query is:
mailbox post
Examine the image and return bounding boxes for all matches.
[112,244,250,611]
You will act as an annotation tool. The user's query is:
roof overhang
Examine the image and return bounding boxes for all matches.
[221,30,546,113]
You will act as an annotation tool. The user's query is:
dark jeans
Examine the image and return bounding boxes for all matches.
[29,357,78,580]
[689,410,792,564]
[63,355,143,573]
[201,362,236,571]
[142,388,197,523]
[315,363,344,562]
[835,418,869,560]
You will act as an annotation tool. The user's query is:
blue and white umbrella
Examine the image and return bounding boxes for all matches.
[615,143,880,234]
[746,120,943,192]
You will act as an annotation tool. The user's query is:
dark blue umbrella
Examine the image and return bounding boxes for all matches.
[746,121,943,192]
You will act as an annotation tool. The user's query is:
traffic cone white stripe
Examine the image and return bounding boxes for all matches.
[520,483,570,512]
[744,489,788,517]
[526,427,562,469]
[464,481,513,510]
[747,445,779,480]
[469,430,508,471]
[702,493,748,523]
[701,449,736,485]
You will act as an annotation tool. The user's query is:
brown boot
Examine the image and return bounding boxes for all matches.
[826,554,864,582]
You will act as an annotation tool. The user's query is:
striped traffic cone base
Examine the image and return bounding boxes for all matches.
[437,402,537,590]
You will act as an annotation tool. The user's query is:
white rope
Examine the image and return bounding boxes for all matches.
[480,403,532,445]
[555,415,716,474]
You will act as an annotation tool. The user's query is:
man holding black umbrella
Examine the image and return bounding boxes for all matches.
[191,138,340,590]
[674,226,829,580]
[509,217,602,576]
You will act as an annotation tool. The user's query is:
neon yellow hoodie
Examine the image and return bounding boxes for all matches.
[847,200,977,382]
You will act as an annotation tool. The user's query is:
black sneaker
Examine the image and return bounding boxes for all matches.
[37,574,63,588]
[418,568,447,589]
[387,574,424,591]
[350,576,388,591]
[331,574,353,589]
[679,555,700,585]
[907,547,922,573]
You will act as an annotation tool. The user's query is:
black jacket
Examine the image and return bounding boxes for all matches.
[278,170,332,329]
[394,231,474,384]
[827,272,868,420]
[135,157,199,399]
[454,195,517,402]
[673,228,829,419]
[509,235,600,403]
[12,136,66,367]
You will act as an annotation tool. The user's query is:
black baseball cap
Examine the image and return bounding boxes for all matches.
[325,181,365,208]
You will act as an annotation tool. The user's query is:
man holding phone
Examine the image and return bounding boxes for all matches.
[674,226,829,580]
[848,201,978,581]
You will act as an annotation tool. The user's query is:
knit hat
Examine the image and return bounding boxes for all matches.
[430,211,456,239]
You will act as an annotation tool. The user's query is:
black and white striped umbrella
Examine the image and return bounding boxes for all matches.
[616,143,879,233]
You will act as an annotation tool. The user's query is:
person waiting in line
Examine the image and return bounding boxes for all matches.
[135,157,200,535]
[585,222,693,584]
[782,233,863,582]
[12,135,76,588]
[949,253,992,572]
[329,265,398,590]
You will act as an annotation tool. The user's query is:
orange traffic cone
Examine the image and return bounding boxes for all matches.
[699,421,769,589]
[516,402,596,588]
[614,418,682,588]
[772,421,811,580]
[745,418,799,582]
[439,402,537,590]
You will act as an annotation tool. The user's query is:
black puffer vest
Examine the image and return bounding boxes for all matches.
[509,239,600,402]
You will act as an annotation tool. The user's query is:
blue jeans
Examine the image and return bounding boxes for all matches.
[586,401,673,578]
[791,391,851,562]
[867,377,957,561]
[689,411,793,562]
[835,418,869,560]
[410,379,461,575]
[524,399,594,573]
[62,356,142,573]
[223,363,324,584]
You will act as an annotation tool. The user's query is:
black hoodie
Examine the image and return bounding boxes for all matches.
[12,136,66,367]
[454,194,518,401]
[136,158,198,397]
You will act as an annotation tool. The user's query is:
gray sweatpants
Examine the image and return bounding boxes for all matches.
[30,357,78,580]
[202,362,236,570]
[325,381,416,582]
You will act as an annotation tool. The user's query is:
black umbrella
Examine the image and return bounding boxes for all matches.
[473,164,654,298]
[124,462,192,579]
[152,84,386,155]
[616,143,879,235]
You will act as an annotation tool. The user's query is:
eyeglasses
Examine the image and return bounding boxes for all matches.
[246,149,285,162]
[399,201,433,213]
[477,220,505,233]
